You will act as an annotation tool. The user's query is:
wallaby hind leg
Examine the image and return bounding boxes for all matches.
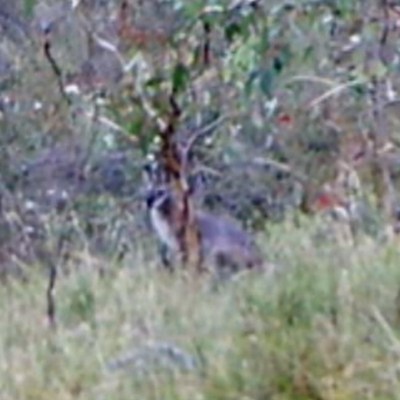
[208,251,242,288]
[208,252,249,292]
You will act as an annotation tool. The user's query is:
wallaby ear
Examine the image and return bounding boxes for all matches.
[142,160,158,184]
[187,174,197,196]
[187,170,209,197]
[141,159,164,194]
[143,189,157,208]
[140,160,160,204]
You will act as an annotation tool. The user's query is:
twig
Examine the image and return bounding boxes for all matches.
[308,79,366,108]
[285,75,338,87]
[46,228,67,329]
[252,156,308,183]
[202,20,211,66]
[46,261,57,329]
[180,113,236,174]
[42,32,71,105]
[137,90,168,132]
[191,165,222,177]
[380,0,391,49]
[79,101,101,174]
[75,8,125,69]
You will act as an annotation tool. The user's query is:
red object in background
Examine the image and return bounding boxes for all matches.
[276,112,293,126]
[312,191,344,212]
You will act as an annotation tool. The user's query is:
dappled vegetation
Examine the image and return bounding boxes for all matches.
[2,221,400,399]
[1,0,400,398]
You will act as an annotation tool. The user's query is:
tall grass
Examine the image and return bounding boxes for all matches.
[1,219,400,399]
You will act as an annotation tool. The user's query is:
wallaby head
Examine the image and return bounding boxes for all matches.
[143,183,264,276]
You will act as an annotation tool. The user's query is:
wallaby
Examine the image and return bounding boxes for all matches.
[144,184,265,279]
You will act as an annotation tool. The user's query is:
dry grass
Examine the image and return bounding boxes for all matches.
[1,218,400,399]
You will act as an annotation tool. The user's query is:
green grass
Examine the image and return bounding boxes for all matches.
[1,219,400,399]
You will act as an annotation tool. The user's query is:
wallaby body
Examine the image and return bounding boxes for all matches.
[145,186,264,276]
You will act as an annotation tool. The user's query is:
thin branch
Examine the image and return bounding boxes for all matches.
[202,20,211,66]
[308,79,366,108]
[285,75,338,87]
[180,113,237,174]
[42,32,71,105]
[46,261,57,329]
[79,101,101,173]
[191,165,222,177]
[46,224,68,330]
[380,0,391,49]
[252,157,308,183]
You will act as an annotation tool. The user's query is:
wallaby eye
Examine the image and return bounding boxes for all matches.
[156,188,165,197]
[145,187,168,208]
[144,191,157,207]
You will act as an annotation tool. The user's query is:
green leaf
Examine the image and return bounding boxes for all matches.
[225,22,242,41]
[350,83,367,98]
[273,57,284,74]
[259,68,274,97]
[128,117,156,155]
[127,118,142,136]
[271,45,292,75]
[245,69,259,96]
[258,26,270,53]
[335,0,356,17]
[23,0,36,17]
[172,63,190,94]
[145,76,164,89]
[302,45,314,61]
[370,59,388,79]
[181,0,206,19]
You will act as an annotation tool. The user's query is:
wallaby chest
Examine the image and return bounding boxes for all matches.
[149,206,180,252]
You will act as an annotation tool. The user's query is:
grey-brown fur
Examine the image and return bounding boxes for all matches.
[144,185,264,277]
